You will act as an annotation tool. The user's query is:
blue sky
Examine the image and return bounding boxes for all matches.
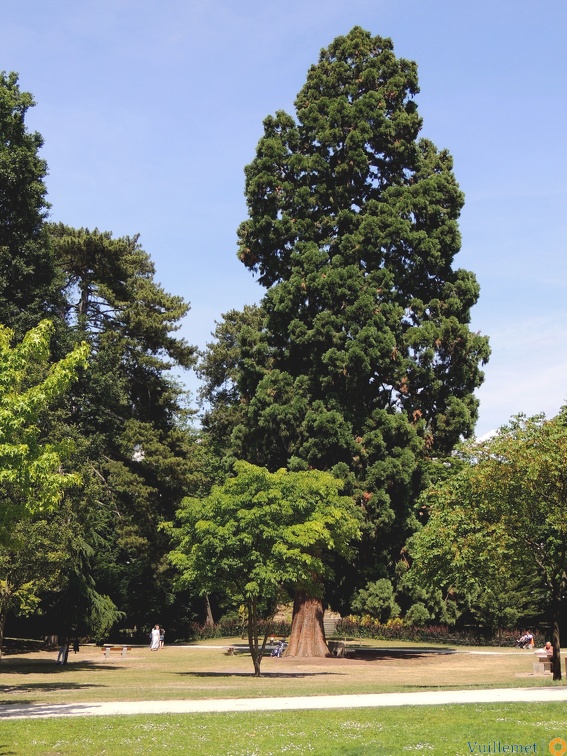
[2,0,566,437]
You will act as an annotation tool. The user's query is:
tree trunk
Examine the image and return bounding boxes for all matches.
[284,589,328,657]
[0,608,6,661]
[204,595,214,628]
[552,603,562,681]
[246,598,270,676]
[0,581,12,661]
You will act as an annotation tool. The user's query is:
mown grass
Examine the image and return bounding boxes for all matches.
[0,639,562,706]
[1,702,567,755]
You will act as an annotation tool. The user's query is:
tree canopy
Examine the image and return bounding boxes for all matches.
[0,72,58,335]
[409,412,567,678]
[0,320,88,652]
[169,461,361,673]
[199,27,490,640]
[0,69,204,640]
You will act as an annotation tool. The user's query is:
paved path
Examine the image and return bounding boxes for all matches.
[2,688,567,719]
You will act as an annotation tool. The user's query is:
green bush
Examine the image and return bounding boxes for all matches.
[334,616,545,647]
[186,618,292,641]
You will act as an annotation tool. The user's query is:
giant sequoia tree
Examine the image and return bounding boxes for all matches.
[201,27,490,653]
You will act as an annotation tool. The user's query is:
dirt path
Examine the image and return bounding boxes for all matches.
[2,687,567,719]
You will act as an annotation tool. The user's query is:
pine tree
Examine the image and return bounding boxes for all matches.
[48,224,203,632]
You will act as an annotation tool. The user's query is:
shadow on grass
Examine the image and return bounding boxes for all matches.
[348,645,456,654]
[0,660,121,675]
[178,671,345,678]
[0,680,105,699]
[343,647,457,661]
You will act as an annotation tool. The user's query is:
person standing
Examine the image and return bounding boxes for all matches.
[150,624,160,651]
[159,627,165,648]
[56,636,69,664]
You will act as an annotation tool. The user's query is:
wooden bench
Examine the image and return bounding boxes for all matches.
[102,645,132,658]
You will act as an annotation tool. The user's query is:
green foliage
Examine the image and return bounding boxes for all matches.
[171,461,361,600]
[0,72,59,335]
[408,412,567,674]
[0,320,88,533]
[43,224,204,633]
[169,461,361,672]
[200,28,490,611]
[0,321,88,649]
[351,579,400,622]
[404,602,430,626]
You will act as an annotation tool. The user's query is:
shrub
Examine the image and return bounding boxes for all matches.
[333,616,545,647]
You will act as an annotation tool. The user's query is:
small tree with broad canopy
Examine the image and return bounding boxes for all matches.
[168,461,361,675]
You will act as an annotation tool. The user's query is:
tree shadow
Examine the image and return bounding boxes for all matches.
[0,701,111,721]
[0,660,121,674]
[347,647,456,661]
[177,671,345,678]
[0,681,105,701]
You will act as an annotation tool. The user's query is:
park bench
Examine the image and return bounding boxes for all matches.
[102,645,132,658]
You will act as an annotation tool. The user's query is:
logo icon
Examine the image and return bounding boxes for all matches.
[549,738,567,755]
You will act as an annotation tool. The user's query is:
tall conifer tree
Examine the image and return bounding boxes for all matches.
[201,28,490,653]
[0,72,58,334]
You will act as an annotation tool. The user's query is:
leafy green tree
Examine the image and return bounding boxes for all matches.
[47,224,203,632]
[0,73,205,637]
[200,27,489,650]
[0,320,88,651]
[408,412,567,679]
[169,461,361,672]
[0,72,59,336]
[0,519,69,658]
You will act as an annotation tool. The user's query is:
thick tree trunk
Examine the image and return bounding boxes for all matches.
[552,603,562,681]
[284,590,328,657]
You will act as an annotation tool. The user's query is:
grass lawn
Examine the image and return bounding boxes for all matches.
[1,702,567,755]
[1,640,565,754]
[0,639,562,705]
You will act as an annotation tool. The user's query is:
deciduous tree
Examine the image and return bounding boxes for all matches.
[0,320,88,652]
[409,412,567,679]
[169,461,361,673]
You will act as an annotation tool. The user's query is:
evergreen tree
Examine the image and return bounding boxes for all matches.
[201,27,490,652]
[48,225,204,633]
[0,73,205,638]
[0,72,59,335]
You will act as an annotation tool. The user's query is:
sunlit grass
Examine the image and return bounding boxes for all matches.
[0,639,562,706]
[2,702,567,755]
